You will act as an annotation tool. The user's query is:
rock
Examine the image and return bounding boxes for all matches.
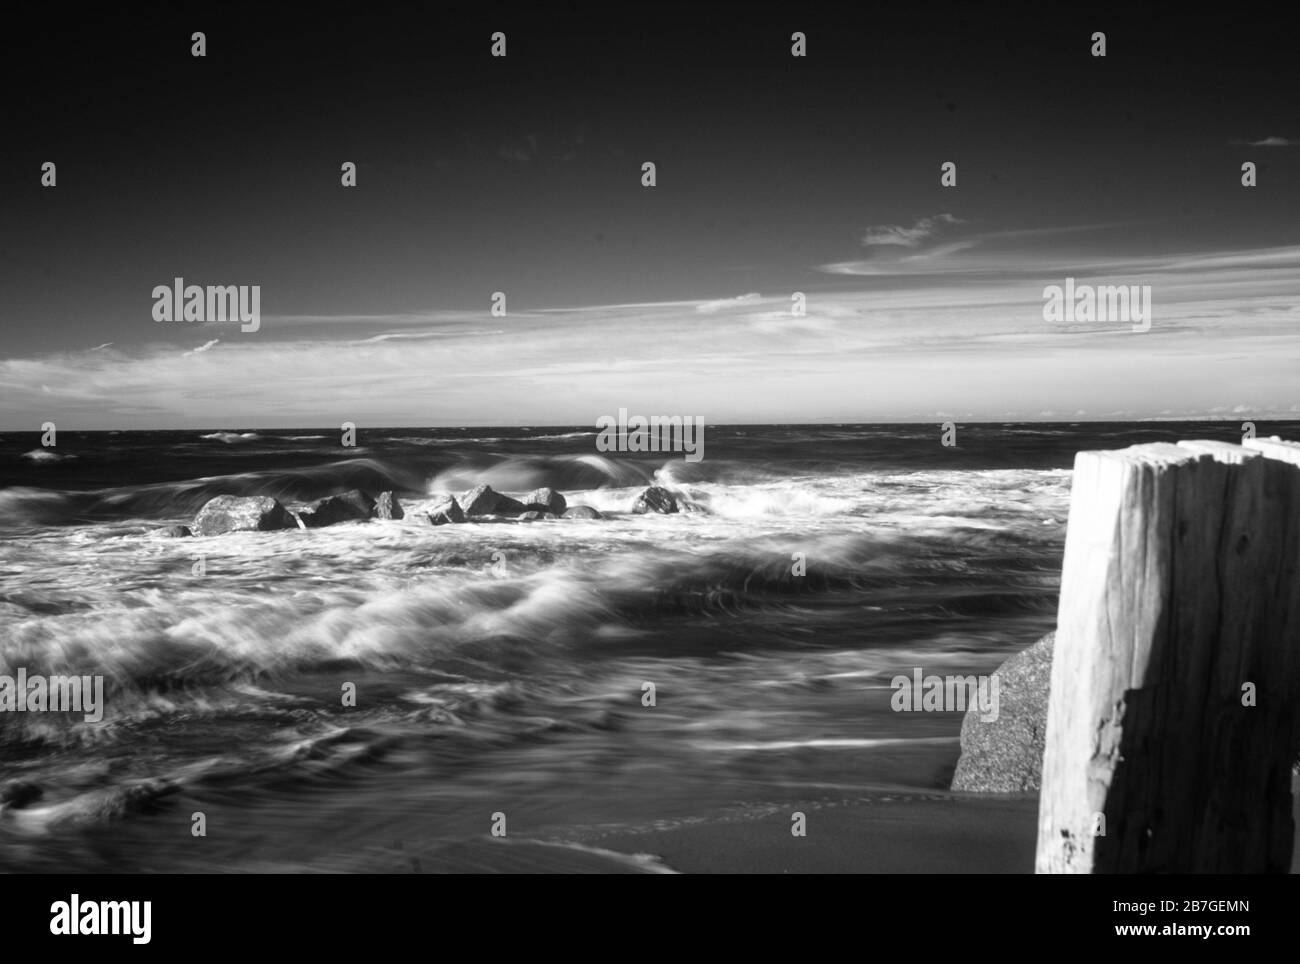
[297,489,375,528]
[457,484,499,516]
[631,486,679,514]
[457,484,526,517]
[950,631,1055,793]
[0,781,43,809]
[519,487,567,515]
[374,491,404,520]
[192,495,297,536]
[159,525,192,538]
[562,505,603,520]
[518,510,558,521]
[426,496,466,525]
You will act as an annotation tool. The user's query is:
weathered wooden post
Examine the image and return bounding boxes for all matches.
[1036,437,1300,873]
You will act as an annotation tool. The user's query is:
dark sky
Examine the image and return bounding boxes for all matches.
[3,4,1298,426]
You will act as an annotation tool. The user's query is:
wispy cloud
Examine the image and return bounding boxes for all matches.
[4,243,1298,427]
[823,220,1185,278]
[1243,136,1298,147]
[861,214,963,248]
[182,339,220,356]
[267,311,486,327]
[352,329,505,345]
[695,293,763,313]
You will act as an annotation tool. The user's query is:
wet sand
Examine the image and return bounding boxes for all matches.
[574,793,1039,874]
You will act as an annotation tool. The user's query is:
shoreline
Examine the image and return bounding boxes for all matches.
[575,792,1040,874]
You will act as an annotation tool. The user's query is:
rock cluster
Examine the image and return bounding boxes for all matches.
[179,485,682,535]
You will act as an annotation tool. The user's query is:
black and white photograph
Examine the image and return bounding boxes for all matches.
[1,0,1297,934]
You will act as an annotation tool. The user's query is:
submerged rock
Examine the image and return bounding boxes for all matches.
[374,491,404,520]
[457,484,499,516]
[297,489,375,528]
[159,524,192,538]
[426,495,466,525]
[562,505,603,520]
[192,495,297,536]
[950,631,1055,793]
[457,484,525,517]
[519,487,567,515]
[518,510,558,521]
[631,486,679,514]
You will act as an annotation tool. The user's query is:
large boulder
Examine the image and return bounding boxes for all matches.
[563,505,603,520]
[457,484,525,517]
[425,495,466,525]
[192,495,297,536]
[457,484,498,516]
[631,486,679,514]
[519,487,567,515]
[297,489,375,528]
[374,491,404,520]
[950,632,1055,793]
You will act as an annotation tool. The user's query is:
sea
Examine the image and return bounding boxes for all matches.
[0,421,1288,872]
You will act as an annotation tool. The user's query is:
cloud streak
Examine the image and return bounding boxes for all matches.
[695,293,763,313]
[860,214,963,248]
[3,241,1298,428]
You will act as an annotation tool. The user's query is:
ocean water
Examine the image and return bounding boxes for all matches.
[0,421,1287,872]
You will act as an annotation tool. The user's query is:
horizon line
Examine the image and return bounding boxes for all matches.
[4,416,1297,434]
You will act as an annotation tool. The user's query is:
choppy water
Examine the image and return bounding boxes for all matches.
[0,422,1286,872]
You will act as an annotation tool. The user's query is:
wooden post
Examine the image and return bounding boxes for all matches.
[1036,438,1300,873]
